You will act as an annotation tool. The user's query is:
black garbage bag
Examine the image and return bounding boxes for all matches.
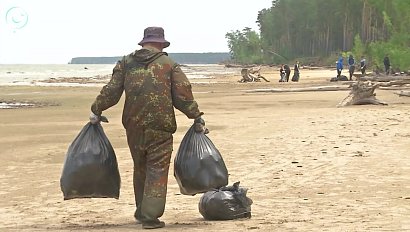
[291,73,300,82]
[174,123,228,195]
[199,182,253,220]
[60,122,121,200]
[330,75,349,82]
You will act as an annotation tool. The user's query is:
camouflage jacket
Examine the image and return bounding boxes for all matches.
[91,46,203,133]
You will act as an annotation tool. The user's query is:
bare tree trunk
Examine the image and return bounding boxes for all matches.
[361,0,367,42]
[370,7,374,41]
[343,10,348,51]
[326,25,330,54]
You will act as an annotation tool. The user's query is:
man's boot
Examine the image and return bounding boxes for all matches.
[142,220,165,229]
[134,211,143,224]
[140,197,166,229]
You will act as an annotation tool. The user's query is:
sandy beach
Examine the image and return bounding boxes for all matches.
[0,66,409,231]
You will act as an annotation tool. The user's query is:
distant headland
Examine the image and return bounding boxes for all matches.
[69,52,231,64]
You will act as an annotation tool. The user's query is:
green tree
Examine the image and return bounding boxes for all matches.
[225,28,263,64]
[230,0,410,69]
[352,34,366,60]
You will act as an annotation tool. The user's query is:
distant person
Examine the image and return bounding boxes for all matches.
[291,61,300,82]
[360,56,366,75]
[383,54,391,75]
[89,26,205,229]
[348,54,355,80]
[279,64,286,82]
[283,64,291,82]
[336,55,344,77]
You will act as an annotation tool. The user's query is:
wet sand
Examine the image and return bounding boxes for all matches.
[0,67,409,231]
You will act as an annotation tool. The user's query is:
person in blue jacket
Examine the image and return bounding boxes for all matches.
[336,55,344,77]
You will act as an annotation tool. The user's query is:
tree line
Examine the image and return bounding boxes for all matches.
[226,0,410,71]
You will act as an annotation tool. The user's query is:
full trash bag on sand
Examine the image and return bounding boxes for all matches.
[199,182,253,220]
[60,122,121,200]
[174,123,228,195]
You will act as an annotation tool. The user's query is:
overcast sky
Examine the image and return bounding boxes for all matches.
[0,0,272,64]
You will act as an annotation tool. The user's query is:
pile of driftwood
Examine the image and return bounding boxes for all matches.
[374,76,410,98]
[338,75,410,106]
[238,66,270,83]
[338,81,387,106]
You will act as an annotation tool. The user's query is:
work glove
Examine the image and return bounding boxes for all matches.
[194,117,209,134]
[89,112,108,124]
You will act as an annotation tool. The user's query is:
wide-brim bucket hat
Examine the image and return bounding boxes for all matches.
[138,26,170,48]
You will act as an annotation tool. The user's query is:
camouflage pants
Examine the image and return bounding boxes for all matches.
[126,127,173,222]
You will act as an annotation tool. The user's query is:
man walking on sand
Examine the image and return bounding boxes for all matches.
[89,26,205,229]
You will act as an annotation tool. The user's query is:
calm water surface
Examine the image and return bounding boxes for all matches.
[0,64,238,85]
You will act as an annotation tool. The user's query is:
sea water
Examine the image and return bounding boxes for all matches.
[0,64,238,86]
[0,63,240,108]
[0,64,113,85]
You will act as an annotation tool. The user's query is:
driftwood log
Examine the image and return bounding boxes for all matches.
[239,66,270,83]
[338,81,387,107]
[358,75,410,82]
[394,90,410,97]
[245,85,349,93]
